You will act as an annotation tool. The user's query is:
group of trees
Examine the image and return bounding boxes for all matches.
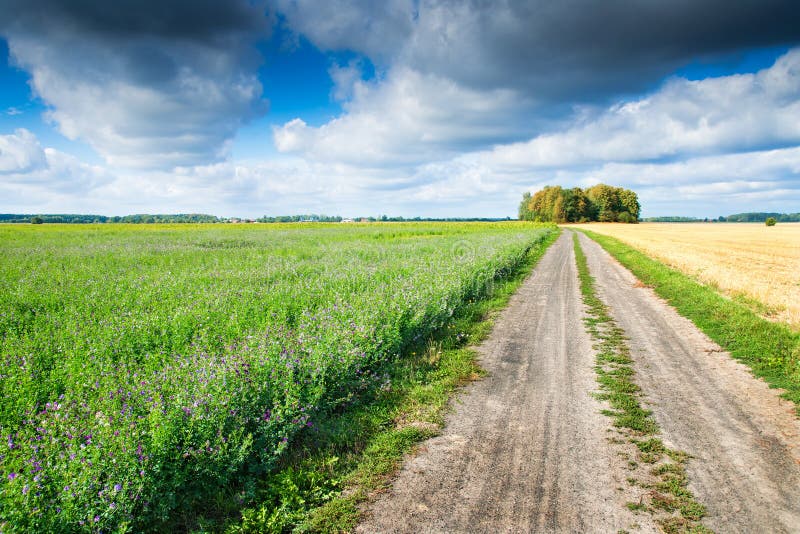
[519,184,640,223]
[642,212,800,223]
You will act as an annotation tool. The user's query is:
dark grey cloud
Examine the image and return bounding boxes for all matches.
[420,0,800,98]
[0,0,271,168]
[274,0,416,62]
[279,0,800,102]
[0,0,267,42]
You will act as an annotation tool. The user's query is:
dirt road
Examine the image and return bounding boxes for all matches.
[357,231,800,533]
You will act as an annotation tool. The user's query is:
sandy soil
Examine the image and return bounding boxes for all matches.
[577,232,800,533]
[356,231,800,533]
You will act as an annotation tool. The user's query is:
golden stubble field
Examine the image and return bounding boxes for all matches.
[569,222,800,329]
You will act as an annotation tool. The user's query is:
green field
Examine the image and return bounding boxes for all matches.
[0,222,555,531]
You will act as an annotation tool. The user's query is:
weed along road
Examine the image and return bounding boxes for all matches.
[357,231,800,533]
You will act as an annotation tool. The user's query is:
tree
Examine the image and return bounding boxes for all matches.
[618,189,640,220]
[563,187,592,222]
[518,192,534,220]
[30,216,43,224]
[617,211,635,223]
[519,183,639,223]
[552,194,566,223]
[586,184,618,221]
[766,217,777,226]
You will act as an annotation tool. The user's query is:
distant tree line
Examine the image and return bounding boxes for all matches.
[722,212,800,222]
[519,184,640,223]
[642,213,800,223]
[641,216,701,222]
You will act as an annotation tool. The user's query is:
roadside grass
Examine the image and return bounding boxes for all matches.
[573,233,710,533]
[219,228,561,533]
[578,229,800,411]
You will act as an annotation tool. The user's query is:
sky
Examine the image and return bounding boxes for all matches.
[1,1,800,219]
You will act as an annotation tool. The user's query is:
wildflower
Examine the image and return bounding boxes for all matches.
[8,473,16,480]
[114,483,122,492]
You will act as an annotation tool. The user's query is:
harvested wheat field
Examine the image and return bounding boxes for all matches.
[569,222,800,329]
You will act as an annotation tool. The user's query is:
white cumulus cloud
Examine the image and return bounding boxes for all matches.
[273,67,528,167]
[0,128,47,174]
[1,0,269,170]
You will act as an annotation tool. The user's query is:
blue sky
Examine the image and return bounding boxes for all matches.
[1,1,799,218]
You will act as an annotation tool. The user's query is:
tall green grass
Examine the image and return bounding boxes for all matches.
[0,222,554,531]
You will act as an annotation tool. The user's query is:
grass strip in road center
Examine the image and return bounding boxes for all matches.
[572,233,710,534]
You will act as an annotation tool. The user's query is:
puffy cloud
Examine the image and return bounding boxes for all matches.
[274,0,415,62]
[484,49,800,169]
[328,59,367,102]
[0,130,115,212]
[0,129,47,174]
[587,149,800,215]
[0,0,270,169]
[273,67,528,166]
